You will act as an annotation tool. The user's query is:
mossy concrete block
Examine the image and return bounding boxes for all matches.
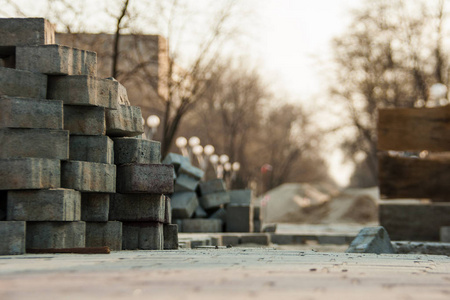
[85,221,122,251]
[0,18,55,46]
[0,67,47,98]
[0,221,26,255]
[26,221,86,249]
[180,219,222,233]
[171,192,199,219]
[199,192,230,210]
[16,45,97,76]
[346,226,396,254]
[105,105,143,137]
[0,158,60,190]
[174,173,199,192]
[116,164,173,194]
[163,224,178,250]
[61,161,116,193]
[113,137,160,165]
[198,179,226,196]
[122,222,163,250]
[0,96,63,129]
[109,194,165,222]
[7,188,81,221]
[81,193,110,222]
[0,128,69,160]
[64,105,106,136]
[70,135,114,164]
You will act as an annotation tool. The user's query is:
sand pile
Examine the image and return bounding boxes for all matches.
[259,184,378,224]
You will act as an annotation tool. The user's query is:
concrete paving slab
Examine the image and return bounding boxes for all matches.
[0,249,448,300]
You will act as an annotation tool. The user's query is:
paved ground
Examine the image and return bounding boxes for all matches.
[1,248,449,300]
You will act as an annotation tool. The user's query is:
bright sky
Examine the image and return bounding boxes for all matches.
[253,0,363,186]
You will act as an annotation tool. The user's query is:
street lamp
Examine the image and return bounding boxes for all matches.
[144,115,160,140]
[175,136,189,157]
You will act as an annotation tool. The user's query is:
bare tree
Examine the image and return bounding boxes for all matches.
[330,0,450,187]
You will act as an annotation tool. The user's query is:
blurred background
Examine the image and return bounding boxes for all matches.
[2,0,449,226]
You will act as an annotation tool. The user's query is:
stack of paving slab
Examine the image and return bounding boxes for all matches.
[163,152,254,233]
[0,18,177,255]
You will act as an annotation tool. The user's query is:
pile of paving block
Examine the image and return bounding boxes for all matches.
[163,152,255,233]
[0,18,177,255]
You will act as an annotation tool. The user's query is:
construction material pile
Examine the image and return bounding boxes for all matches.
[0,18,177,255]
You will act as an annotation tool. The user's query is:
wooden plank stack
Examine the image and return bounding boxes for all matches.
[377,105,450,241]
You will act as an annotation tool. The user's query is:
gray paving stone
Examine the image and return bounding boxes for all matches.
[26,221,86,249]
[122,222,163,250]
[178,163,204,180]
[317,235,348,245]
[0,158,60,190]
[64,105,106,136]
[61,161,116,193]
[113,137,160,165]
[164,196,172,224]
[16,45,97,76]
[81,193,110,222]
[221,234,240,246]
[70,135,114,164]
[0,18,55,46]
[198,179,226,196]
[209,208,227,223]
[0,128,69,160]
[393,241,450,255]
[98,78,122,110]
[228,189,252,205]
[116,164,173,194]
[441,227,450,242]
[226,204,253,232]
[240,233,270,245]
[171,192,199,219]
[379,203,450,241]
[7,188,81,221]
[109,194,165,222]
[199,192,230,210]
[180,219,222,233]
[163,224,179,250]
[105,105,143,137]
[85,221,122,251]
[174,173,199,192]
[253,220,261,233]
[0,67,47,98]
[194,204,208,218]
[162,153,190,172]
[0,96,63,129]
[0,221,25,255]
[346,226,396,254]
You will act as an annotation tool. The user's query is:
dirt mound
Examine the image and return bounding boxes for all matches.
[259,183,378,224]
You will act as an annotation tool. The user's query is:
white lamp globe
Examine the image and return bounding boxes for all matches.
[192,145,203,155]
[209,154,219,164]
[204,145,215,156]
[175,136,187,148]
[219,154,229,164]
[146,115,160,128]
[189,136,200,147]
[232,162,241,171]
[224,162,231,171]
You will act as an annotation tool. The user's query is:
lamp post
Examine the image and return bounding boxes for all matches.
[143,115,160,140]
[175,136,189,157]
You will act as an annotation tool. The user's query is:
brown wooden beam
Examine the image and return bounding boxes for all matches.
[378,106,450,151]
[379,154,450,201]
